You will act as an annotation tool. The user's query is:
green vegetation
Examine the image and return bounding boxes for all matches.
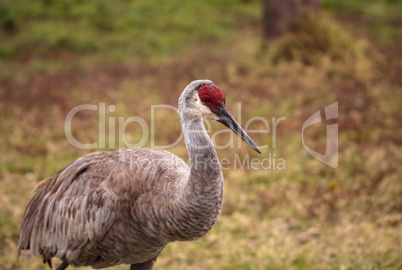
[0,0,401,269]
[0,0,259,68]
[322,0,402,45]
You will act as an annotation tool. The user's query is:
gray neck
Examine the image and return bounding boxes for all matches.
[181,115,222,191]
[173,114,224,240]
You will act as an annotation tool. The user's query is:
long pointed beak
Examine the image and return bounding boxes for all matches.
[216,106,261,154]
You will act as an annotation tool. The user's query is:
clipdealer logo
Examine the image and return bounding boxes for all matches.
[63,101,339,169]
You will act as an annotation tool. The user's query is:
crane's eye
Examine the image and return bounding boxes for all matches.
[202,98,210,104]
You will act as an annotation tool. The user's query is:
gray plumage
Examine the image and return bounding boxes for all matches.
[17,80,260,269]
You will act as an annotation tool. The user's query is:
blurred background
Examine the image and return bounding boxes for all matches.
[0,0,401,269]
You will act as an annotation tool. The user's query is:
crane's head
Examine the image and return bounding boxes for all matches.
[179,80,261,154]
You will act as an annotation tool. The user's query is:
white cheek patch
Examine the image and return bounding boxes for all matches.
[194,93,218,120]
[194,94,202,105]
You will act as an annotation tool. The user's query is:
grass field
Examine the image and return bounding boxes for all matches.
[0,0,401,269]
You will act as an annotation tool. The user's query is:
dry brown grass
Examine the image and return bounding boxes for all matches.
[0,11,401,270]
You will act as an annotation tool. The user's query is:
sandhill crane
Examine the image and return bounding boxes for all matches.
[18,79,261,270]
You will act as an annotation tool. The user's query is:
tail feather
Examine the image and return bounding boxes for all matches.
[17,177,53,260]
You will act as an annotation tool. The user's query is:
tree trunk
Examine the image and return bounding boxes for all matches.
[262,0,320,39]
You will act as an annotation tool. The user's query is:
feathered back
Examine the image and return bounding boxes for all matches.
[18,148,189,267]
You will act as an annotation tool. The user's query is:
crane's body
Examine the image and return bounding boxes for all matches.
[18,80,260,270]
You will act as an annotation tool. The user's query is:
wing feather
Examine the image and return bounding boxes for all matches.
[18,153,119,263]
[18,148,190,267]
